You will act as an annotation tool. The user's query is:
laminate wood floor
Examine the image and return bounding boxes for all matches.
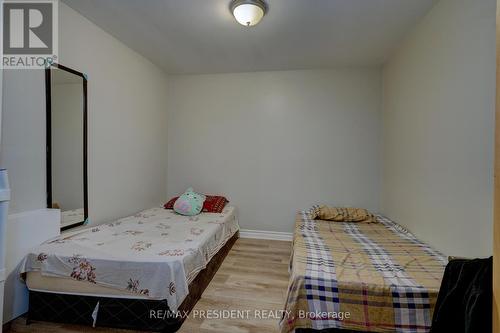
[7,238,292,333]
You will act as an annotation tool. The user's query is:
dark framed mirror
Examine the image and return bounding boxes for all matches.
[45,63,88,231]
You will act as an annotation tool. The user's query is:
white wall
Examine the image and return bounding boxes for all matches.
[0,3,170,224]
[167,69,382,232]
[382,0,496,257]
[0,70,46,214]
[0,1,5,328]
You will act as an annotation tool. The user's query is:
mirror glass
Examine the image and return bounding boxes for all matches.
[47,66,87,230]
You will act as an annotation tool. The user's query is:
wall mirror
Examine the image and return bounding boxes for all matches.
[46,64,88,230]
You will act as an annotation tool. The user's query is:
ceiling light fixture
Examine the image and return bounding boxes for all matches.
[230,0,268,27]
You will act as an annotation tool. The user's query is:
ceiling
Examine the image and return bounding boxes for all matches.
[62,0,438,74]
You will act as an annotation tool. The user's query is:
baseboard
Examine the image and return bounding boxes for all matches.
[239,229,293,241]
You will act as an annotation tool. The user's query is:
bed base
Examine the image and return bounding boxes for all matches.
[26,233,239,332]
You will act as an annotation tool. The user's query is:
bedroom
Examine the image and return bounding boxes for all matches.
[0,0,498,332]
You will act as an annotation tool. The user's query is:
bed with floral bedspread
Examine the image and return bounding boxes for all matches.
[21,206,239,312]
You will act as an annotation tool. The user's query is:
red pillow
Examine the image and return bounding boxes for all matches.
[164,195,229,213]
[202,195,229,213]
[163,196,179,209]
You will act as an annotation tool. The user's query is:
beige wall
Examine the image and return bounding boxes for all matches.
[0,3,169,224]
[167,69,382,232]
[382,0,496,257]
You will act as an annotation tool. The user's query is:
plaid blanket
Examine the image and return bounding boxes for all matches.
[280,208,446,333]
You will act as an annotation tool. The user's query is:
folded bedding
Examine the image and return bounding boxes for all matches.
[309,206,377,223]
[281,206,446,333]
[21,206,239,312]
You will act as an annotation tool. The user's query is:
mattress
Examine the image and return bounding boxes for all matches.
[280,207,447,333]
[21,206,239,311]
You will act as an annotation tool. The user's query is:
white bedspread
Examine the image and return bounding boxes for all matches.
[20,206,239,311]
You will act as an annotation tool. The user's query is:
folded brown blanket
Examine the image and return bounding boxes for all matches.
[309,206,377,223]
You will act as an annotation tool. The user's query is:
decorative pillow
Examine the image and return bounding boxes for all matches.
[309,206,377,223]
[202,196,229,213]
[173,188,206,216]
[163,197,178,209]
[164,195,229,213]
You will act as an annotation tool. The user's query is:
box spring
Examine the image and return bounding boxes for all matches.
[26,233,238,332]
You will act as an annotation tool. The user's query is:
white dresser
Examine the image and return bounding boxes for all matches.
[2,208,60,325]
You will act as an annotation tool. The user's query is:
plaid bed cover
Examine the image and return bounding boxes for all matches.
[280,208,446,333]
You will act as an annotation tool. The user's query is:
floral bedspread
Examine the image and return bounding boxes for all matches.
[20,206,239,311]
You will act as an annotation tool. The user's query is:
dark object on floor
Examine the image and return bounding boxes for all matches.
[430,256,492,333]
[26,233,238,332]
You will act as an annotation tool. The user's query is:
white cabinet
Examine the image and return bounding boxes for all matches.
[2,208,60,324]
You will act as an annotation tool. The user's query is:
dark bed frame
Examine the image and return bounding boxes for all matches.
[26,233,239,332]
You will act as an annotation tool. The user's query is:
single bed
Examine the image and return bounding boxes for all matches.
[280,207,446,333]
[20,205,240,332]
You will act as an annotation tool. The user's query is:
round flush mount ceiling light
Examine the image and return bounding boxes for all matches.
[230,0,268,27]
